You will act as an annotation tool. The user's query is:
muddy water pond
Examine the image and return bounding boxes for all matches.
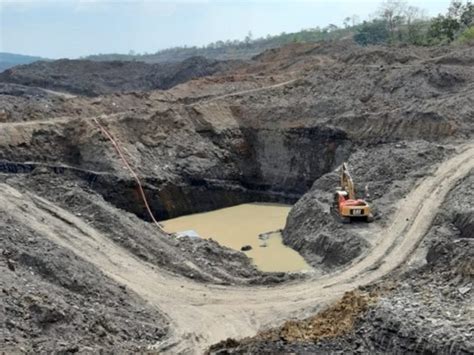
[162,203,311,273]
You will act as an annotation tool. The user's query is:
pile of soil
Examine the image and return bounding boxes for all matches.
[0,56,243,96]
[208,290,379,354]
[1,214,169,353]
[253,290,377,342]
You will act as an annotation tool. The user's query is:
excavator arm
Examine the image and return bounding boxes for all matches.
[341,163,355,200]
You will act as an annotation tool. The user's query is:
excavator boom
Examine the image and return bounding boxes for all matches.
[341,163,355,200]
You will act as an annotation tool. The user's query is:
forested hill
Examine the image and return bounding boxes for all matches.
[86,27,351,63]
[85,1,473,64]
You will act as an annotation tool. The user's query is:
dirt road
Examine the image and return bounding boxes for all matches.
[0,77,299,130]
[192,78,299,105]
[1,144,473,354]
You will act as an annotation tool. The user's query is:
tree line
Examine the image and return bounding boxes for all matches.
[354,0,474,45]
[85,0,474,63]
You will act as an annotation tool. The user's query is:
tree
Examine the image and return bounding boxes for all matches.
[428,0,466,42]
[354,20,390,45]
[343,17,351,28]
[244,31,253,45]
[405,6,427,44]
[378,0,407,43]
[325,24,339,32]
[428,0,474,43]
[448,0,464,18]
[429,15,459,42]
[460,1,474,26]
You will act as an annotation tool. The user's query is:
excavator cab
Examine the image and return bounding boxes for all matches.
[332,163,374,223]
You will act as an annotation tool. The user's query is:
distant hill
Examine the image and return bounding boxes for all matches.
[84,0,471,64]
[0,53,49,72]
[85,27,352,63]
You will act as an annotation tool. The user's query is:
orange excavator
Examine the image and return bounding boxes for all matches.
[332,162,374,223]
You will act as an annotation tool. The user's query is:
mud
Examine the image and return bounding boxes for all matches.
[162,203,310,272]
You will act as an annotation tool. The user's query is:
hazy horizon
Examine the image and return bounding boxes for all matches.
[1,0,451,59]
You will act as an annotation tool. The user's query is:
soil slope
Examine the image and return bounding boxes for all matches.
[0,56,243,96]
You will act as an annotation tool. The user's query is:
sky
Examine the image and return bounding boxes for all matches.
[1,0,452,59]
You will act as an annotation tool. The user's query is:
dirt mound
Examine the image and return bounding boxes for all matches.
[260,290,377,342]
[1,211,169,353]
[209,290,377,353]
[430,46,474,66]
[0,56,242,96]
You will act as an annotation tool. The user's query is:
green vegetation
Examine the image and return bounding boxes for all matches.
[85,25,353,63]
[85,1,473,64]
[354,0,474,46]
[353,20,390,45]
[458,26,474,43]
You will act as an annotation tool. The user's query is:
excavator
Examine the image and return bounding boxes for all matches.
[332,162,374,223]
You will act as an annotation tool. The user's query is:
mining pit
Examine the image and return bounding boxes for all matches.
[1,41,473,353]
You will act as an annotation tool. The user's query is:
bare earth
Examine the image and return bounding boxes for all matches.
[2,144,472,353]
[1,42,472,353]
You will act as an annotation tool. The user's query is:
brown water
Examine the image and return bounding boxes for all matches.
[162,203,311,273]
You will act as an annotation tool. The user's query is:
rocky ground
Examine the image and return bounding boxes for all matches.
[0,40,473,352]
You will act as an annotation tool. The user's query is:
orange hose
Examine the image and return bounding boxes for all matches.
[92,117,165,233]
